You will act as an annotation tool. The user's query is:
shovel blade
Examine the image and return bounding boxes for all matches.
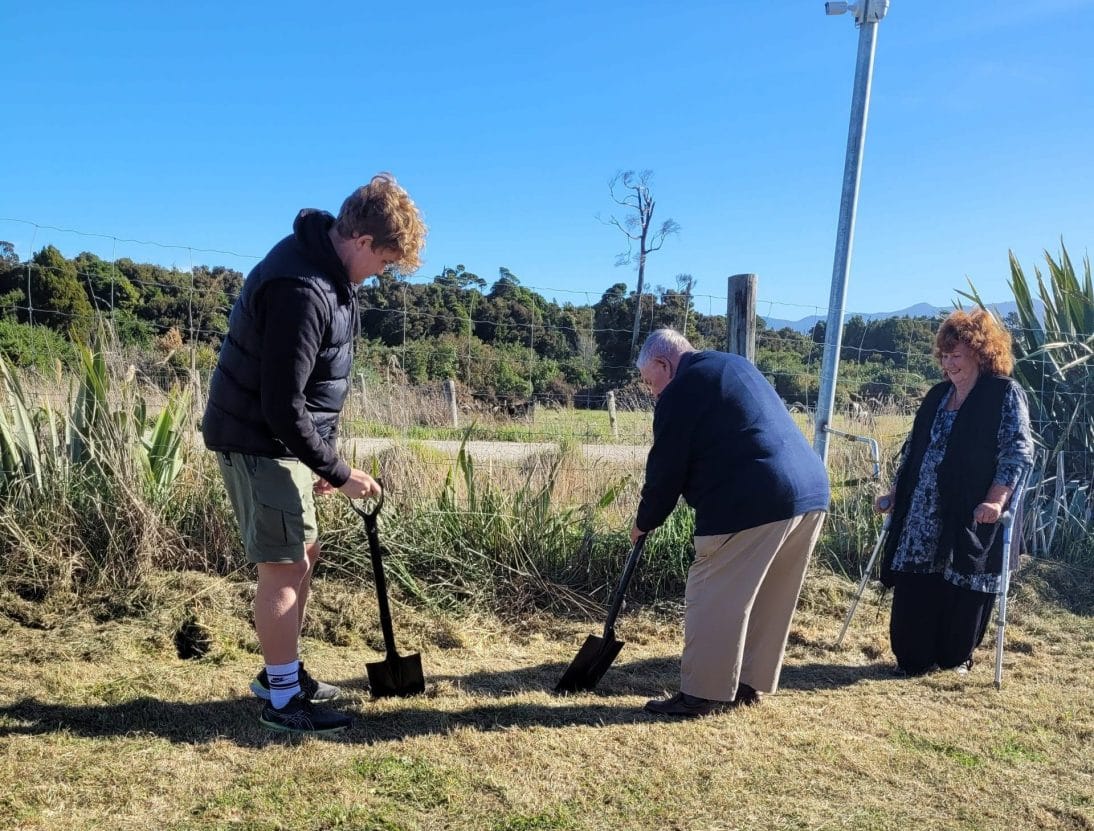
[555,634,625,693]
[366,651,425,698]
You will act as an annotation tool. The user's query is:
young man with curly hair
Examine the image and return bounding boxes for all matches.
[203,174,427,733]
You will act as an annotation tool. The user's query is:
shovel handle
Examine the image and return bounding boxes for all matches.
[346,484,385,520]
[348,485,400,659]
[602,535,647,640]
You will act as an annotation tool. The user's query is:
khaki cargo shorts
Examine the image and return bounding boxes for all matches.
[216,452,318,564]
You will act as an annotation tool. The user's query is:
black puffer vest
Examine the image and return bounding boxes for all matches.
[203,211,358,458]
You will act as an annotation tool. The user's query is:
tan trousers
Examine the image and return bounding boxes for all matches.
[681,510,826,701]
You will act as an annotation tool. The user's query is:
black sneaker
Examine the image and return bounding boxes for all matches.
[259,693,352,734]
[250,662,341,703]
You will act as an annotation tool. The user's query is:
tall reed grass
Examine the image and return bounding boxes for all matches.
[0,334,194,614]
[1,352,1088,626]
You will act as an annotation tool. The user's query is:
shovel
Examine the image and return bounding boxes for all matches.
[556,535,647,694]
[348,487,425,698]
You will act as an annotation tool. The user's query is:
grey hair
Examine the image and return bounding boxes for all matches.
[636,328,695,369]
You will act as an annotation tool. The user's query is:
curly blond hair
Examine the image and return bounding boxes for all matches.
[934,308,1014,376]
[334,173,427,274]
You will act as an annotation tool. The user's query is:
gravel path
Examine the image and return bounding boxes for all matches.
[343,438,648,466]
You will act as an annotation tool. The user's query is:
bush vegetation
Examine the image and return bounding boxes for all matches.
[0,244,946,410]
[0,242,1089,626]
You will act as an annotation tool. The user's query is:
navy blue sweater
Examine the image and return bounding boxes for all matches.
[636,351,830,536]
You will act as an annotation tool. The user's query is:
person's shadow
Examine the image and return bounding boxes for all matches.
[432,655,897,696]
[777,661,898,691]
[0,656,896,746]
[0,693,651,748]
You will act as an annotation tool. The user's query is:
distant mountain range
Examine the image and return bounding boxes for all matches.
[760,300,1041,333]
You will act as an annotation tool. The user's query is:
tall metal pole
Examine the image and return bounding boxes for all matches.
[813,0,889,462]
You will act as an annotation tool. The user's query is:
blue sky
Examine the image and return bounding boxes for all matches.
[2,0,1091,323]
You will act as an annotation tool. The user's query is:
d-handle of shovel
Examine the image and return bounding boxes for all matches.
[346,484,400,660]
[347,482,385,521]
[601,535,647,641]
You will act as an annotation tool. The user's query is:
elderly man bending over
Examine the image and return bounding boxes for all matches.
[633,328,830,718]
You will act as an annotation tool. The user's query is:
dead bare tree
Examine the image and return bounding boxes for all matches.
[604,170,680,359]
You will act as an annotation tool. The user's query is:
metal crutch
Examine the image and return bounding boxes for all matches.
[834,509,891,648]
[992,509,1017,689]
[993,473,1028,689]
[823,424,888,649]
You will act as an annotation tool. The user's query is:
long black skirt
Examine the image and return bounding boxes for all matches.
[889,571,995,675]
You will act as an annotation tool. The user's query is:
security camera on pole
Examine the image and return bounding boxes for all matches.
[813,0,890,463]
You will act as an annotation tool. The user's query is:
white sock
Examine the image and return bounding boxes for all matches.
[266,660,301,709]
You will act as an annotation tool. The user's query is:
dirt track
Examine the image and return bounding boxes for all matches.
[344,438,648,466]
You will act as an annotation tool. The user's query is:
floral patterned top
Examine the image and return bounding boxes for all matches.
[889,383,1034,593]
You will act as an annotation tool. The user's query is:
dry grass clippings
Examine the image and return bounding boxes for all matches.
[2,572,1091,831]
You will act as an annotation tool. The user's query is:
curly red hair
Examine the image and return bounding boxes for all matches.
[934,308,1014,376]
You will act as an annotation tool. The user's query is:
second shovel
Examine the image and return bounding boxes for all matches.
[555,535,647,694]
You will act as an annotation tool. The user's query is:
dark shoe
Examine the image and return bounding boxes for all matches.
[734,682,763,707]
[250,662,341,703]
[259,693,352,734]
[644,691,732,718]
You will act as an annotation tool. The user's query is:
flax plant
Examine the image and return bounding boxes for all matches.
[0,353,46,490]
[0,331,191,610]
[962,242,1094,565]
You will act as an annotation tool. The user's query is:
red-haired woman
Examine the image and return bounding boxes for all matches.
[876,309,1033,675]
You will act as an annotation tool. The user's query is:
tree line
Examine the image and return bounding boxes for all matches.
[0,242,943,409]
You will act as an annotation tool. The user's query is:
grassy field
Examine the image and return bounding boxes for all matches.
[2,566,1091,831]
[343,403,913,450]
[3,360,1090,830]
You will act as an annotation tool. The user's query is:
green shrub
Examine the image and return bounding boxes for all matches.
[0,318,76,372]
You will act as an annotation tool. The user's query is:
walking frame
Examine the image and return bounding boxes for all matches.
[824,425,886,650]
[993,470,1028,690]
[827,424,1028,688]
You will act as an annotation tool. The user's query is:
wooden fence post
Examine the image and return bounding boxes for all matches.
[727,273,757,362]
[607,390,618,439]
[444,378,459,428]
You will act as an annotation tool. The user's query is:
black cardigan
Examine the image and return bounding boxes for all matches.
[881,375,1023,587]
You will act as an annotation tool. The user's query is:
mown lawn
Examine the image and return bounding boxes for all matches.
[1,567,1091,831]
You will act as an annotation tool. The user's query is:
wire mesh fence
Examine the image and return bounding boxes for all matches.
[1,219,1090,566]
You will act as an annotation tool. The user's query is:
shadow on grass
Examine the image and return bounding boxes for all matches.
[0,659,898,747]
[428,655,897,697]
[428,655,679,697]
[0,695,653,748]
[778,661,899,690]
